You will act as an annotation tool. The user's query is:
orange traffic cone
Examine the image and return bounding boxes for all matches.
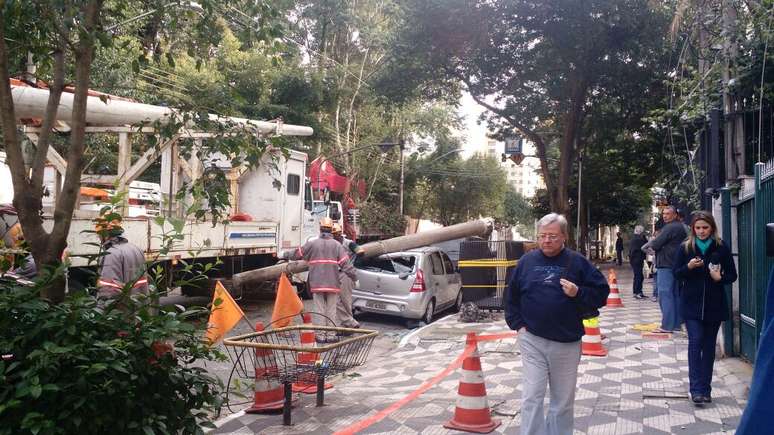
[292,313,332,394]
[606,269,624,308]
[246,322,285,413]
[444,335,501,433]
[581,317,607,356]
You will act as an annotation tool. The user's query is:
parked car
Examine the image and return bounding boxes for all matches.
[351,247,462,325]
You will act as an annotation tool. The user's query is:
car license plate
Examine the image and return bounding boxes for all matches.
[367,301,386,310]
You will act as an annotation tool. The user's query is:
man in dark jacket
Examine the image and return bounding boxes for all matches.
[648,205,688,332]
[615,232,624,265]
[505,213,609,435]
[629,226,648,299]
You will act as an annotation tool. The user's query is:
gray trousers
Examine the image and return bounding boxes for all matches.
[519,330,581,435]
[336,274,359,328]
[313,292,338,339]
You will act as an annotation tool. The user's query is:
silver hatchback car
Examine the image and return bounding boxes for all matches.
[351,247,462,325]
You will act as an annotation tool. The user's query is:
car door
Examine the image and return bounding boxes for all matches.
[441,252,461,302]
[428,252,450,307]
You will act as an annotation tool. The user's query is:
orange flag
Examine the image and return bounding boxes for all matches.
[206,281,246,345]
[271,273,304,328]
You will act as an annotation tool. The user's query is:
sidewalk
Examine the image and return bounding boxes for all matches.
[211,265,752,434]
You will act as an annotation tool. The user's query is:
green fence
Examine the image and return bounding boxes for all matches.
[734,162,774,361]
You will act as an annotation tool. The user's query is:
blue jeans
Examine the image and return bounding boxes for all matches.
[656,268,682,330]
[685,319,721,396]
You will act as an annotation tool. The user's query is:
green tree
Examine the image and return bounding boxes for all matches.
[407,149,507,226]
[500,188,535,238]
[0,0,282,302]
[390,0,672,220]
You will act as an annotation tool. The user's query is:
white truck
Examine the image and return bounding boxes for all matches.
[4,83,333,295]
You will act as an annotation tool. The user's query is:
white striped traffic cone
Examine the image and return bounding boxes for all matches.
[292,313,332,394]
[581,317,607,356]
[246,322,285,413]
[606,269,624,308]
[444,336,501,433]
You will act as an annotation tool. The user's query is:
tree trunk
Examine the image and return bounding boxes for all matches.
[0,0,102,303]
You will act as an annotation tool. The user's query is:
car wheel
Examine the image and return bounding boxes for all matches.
[453,290,463,312]
[422,299,435,325]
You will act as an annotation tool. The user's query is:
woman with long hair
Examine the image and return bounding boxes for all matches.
[673,211,737,405]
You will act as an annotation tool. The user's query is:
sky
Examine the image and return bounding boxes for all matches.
[458,92,489,158]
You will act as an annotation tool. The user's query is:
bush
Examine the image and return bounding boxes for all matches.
[0,270,223,435]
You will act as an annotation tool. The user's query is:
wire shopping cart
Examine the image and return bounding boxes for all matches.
[223,321,378,425]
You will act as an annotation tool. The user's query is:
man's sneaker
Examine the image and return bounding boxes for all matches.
[650,295,658,302]
[703,395,712,403]
[634,294,645,300]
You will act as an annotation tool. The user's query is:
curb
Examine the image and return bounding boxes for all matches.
[397,313,456,348]
[208,410,245,433]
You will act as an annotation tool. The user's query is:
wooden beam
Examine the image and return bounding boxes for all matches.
[24,132,68,176]
[122,133,181,185]
[81,174,116,185]
[117,132,131,179]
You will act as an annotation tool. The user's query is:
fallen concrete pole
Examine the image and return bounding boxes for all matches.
[232,218,493,288]
[11,85,314,136]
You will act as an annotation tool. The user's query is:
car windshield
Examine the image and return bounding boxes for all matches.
[355,254,416,274]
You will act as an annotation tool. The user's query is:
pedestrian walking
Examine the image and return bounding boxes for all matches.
[629,225,647,299]
[615,232,624,266]
[95,215,149,299]
[505,213,609,435]
[648,206,688,333]
[332,223,363,330]
[673,211,737,405]
[285,217,356,343]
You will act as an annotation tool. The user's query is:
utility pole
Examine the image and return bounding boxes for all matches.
[399,139,405,215]
[576,149,582,246]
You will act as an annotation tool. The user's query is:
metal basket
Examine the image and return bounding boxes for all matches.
[223,325,378,384]
[223,323,378,425]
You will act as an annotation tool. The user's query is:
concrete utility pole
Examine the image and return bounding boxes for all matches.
[399,140,405,215]
[232,218,493,288]
[576,148,582,246]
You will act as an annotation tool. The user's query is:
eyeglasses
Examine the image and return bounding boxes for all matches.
[537,234,561,241]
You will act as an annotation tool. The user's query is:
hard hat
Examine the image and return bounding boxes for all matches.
[95,211,123,234]
[319,217,334,231]
[332,223,342,234]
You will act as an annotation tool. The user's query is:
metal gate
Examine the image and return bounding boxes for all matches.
[458,240,532,310]
[735,162,774,361]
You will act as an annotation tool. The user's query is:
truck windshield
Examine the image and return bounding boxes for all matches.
[355,255,416,274]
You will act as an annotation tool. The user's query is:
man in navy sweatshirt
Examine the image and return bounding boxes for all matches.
[505,213,609,435]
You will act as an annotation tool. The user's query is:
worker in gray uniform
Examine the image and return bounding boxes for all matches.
[332,223,363,330]
[285,217,356,342]
[95,216,149,299]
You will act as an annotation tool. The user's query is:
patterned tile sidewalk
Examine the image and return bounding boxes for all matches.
[210,265,751,434]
